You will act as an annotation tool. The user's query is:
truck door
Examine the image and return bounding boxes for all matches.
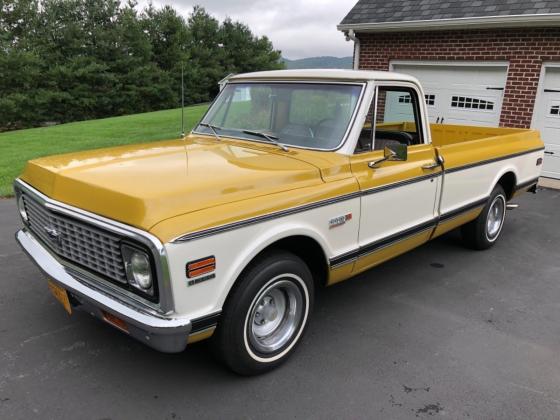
[349,84,442,273]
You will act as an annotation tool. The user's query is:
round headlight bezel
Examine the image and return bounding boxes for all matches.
[121,243,156,298]
[130,252,152,289]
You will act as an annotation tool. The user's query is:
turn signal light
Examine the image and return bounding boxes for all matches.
[102,311,129,333]
[187,256,216,278]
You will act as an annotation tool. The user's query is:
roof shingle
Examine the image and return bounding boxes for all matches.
[340,0,560,26]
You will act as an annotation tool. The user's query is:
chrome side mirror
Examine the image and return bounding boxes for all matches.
[368,144,408,168]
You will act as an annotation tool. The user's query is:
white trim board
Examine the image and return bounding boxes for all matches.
[531,62,560,129]
[389,60,509,70]
[338,13,560,33]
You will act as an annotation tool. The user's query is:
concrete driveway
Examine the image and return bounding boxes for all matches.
[1,189,559,419]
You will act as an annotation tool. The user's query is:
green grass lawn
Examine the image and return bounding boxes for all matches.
[0,104,209,197]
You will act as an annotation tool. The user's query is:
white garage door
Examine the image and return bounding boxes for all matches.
[390,63,508,127]
[533,66,560,179]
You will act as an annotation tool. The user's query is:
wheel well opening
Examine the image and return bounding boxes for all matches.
[259,236,329,288]
[497,172,517,200]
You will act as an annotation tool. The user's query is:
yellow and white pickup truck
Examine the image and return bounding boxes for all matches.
[15,70,544,374]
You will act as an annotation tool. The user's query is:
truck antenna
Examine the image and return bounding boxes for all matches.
[180,63,185,138]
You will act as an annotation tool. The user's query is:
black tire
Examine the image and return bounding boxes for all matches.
[461,184,507,250]
[212,251,314,375]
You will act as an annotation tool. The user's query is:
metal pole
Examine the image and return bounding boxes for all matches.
[181,63,185,138]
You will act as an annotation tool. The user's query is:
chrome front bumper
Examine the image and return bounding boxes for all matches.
[16,228,192,353]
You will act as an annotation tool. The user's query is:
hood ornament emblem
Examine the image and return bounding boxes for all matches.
[44,225,62,245]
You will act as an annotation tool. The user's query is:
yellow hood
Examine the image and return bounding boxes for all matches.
[20,136,325,230]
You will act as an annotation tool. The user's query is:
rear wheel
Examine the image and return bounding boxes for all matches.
[213,251,314,375]
[461,184,507,250]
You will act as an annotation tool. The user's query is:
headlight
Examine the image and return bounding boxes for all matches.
[17,195,28,223]
[121,244,154,295]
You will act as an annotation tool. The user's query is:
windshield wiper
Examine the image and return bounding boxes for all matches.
[199,123,222,141]
[242,129,289,152]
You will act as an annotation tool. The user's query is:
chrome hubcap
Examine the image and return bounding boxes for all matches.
[486,195,505,240]
[248,279,304,354]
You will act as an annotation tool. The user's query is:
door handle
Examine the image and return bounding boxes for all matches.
[422,161,440,170]
[545,151,554,155]
[422,155,445,170]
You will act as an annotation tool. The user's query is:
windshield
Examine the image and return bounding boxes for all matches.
[195,82,363,150]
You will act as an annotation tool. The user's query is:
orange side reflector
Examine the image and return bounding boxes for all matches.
[188,257,216,270]
[188,265,215,278]
[187,256,216,278]
[102,311,129,334]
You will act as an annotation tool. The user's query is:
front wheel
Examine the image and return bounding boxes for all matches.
[461,184,507,250]
[213,251,314,375]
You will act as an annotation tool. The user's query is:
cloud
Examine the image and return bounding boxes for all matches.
[136,0,356,59]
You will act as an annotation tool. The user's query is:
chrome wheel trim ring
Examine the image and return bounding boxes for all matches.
[243,274,309,363]
[485,194,506,242]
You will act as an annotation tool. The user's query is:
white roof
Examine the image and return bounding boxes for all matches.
[229,69,420,84]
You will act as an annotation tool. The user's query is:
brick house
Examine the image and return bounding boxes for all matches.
[338,0,560,179]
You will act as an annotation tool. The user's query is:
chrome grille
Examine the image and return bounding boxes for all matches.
[22,194,127,284]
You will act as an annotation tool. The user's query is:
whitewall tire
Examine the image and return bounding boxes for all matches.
[212,251,314,375]
[461,184,507,250]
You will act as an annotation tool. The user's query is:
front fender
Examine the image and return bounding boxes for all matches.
[218,222,332,304]
[163,198,360,319]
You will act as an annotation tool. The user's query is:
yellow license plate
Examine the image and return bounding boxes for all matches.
[47,280,72,315]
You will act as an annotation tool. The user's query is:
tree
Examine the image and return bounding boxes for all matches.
[0,1,285,130]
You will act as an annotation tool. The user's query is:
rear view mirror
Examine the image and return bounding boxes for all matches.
[385,144,407,161]
[369,144,408,168]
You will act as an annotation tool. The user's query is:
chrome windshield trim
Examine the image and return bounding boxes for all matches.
[14,179,174,314]
[191,80,367,152]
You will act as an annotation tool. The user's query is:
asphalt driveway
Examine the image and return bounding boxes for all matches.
[1,189,559,419]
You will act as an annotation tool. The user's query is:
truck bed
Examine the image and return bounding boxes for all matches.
[430,124,534,147]
[429,123,543,173]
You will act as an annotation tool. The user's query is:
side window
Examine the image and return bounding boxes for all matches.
[355,86,423,153]
[374,87,423,151]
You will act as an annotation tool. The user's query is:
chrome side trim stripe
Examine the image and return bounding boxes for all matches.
[191,312,221,333]
[329,197,488,268]
[173,148,543,243]
[173,174,442,243]
[438,198,488,222]
[173,190,363,242]
[330,218,437,268]
[514,177,539,191]
[445,147,545,174]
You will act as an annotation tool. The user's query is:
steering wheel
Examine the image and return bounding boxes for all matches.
[375,130,414,146]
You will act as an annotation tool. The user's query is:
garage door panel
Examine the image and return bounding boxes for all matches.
[541,144,560,178]
[445,90,502,125]
[392,63,507,128]
[534,67,560,179]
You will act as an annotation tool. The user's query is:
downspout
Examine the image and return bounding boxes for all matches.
[345,29,360,70]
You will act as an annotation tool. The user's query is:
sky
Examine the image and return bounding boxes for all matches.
[136,0,357,59]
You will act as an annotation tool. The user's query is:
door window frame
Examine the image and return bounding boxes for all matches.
[364,82,428,153]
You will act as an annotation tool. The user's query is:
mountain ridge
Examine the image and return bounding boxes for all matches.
[282,56,353,70]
